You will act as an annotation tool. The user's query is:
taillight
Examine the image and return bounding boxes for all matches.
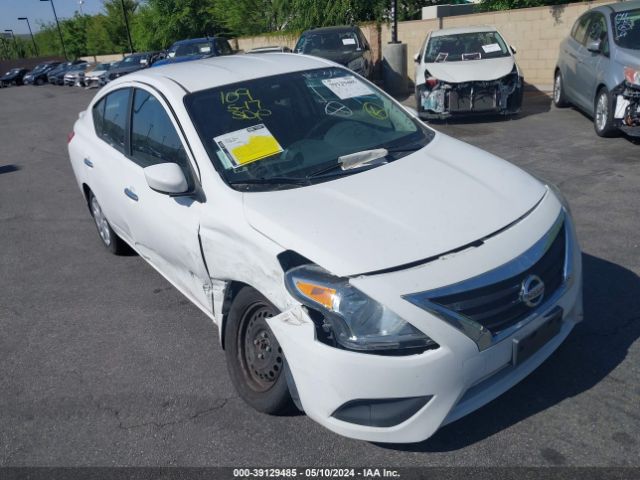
[426,77,438,88]
[67,131,75,143]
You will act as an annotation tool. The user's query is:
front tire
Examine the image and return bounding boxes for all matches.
[594,87,618,137]
[224,287,293,414]
[88,192,128,254]
[553,71,569,108]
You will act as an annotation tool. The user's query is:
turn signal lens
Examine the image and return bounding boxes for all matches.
[295,281,336,310]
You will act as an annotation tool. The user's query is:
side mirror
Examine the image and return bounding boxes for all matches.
[144,163,189,195]
[413,52,421,63]
[587,39,602,53]
[510,45,517,54]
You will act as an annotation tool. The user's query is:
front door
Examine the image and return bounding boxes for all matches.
[118,86,212,313]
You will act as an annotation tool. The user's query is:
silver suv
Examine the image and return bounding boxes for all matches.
[554,1,640,137]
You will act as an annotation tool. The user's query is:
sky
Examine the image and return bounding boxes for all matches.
[1,0,104,36]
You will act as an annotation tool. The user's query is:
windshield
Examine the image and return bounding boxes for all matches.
[424,31,510,62]
[184,67,434,191]
[295,31,360,54]
[122,55,144,64]
[169,41,213,58]
[612,9,640,49]
[94,63,110,71]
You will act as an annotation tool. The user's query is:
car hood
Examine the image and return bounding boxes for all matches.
[425,56,515,83]
[309,50,362,66]
[613,47,640,70]
[243,133,546,277]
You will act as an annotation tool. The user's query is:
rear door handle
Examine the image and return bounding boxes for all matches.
[124,188,138,202]
[83,158,93,168]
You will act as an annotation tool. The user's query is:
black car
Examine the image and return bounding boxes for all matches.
[107,51,162,80]
[0,68,30,87]
[152,37,233,67]
[47,60,87,85]
[294,26,373,78]
[23,61,61,85]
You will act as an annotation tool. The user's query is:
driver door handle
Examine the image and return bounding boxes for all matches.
[83,158,93,168]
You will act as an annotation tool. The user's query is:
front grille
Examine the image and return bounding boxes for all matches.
[430,222,566,333]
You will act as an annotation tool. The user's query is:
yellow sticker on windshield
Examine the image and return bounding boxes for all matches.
[213,124,283,168]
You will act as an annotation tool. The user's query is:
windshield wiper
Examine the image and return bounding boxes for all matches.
[228,176,310,187]
[307,144,425,180]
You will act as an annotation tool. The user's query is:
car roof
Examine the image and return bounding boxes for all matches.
[595,0,640,12]
[117,53,333,93]
[430,26,497,37]
[171,37,223,46]
[305,25,359,34]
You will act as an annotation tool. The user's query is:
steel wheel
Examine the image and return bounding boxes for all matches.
[90,195,111,247]
[238,303,284,392]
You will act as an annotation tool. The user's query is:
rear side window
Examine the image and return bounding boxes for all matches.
[100,88,131,153]
[216,38,233,55]
[130,88,191,177]
[92,98,105,137]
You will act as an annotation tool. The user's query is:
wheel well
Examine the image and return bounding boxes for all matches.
[219,280,248,350]
[82,183,92,208]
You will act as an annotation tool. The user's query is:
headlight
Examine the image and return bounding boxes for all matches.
[347,57,365,73]
[624,66,640,86]
[285,264,436,352]
[547,181,572,215]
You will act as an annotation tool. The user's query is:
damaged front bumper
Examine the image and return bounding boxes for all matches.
[613,81,640,137]
[267,194,582,443]
[417,73,524,119]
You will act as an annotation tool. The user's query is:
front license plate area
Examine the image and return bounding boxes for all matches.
[512,307,563,365]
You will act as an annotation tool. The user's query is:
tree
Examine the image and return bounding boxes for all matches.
[86,15,117,55]
[131,0,222,51]
[62,14,90,59]
[478,0,568,11]
[103,0,138,53]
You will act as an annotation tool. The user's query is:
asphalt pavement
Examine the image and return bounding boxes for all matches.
[0,85,639,467]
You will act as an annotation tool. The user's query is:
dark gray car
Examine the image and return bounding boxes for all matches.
[554,0,640,137]
[294,26,373,79]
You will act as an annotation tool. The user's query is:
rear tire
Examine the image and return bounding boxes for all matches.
[553,71,569,108]
[88,191,128,255]
[594,87,618,138]
[224,287,293,414]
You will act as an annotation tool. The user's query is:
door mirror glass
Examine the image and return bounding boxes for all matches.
[586,38,602,53]
[144,163,189,194]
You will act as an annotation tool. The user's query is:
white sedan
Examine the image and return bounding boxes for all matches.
[414,26,524,118]
[68,54,582,443]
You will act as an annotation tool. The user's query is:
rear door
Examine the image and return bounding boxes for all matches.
[84,87,135,242]
[562,13,591,102]
[116,86,213,312]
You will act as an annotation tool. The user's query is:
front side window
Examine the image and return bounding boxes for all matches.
[571,14,592,45]
[611,8,640,49]
[130,89,191,178]
[424,31,510,63]
[184,67,433,191]
[586,14,609,55]
[101,88,130,153]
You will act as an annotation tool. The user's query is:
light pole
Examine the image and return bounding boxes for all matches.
[120,0,134,53]
[18,17,39,56]
[40,0,68,60]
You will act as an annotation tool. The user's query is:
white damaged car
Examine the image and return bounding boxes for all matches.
[414,26,524,118]
[68,54,582,443]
